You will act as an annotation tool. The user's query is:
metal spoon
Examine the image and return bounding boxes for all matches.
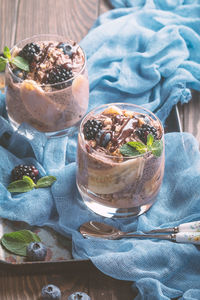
[79,221,200,245]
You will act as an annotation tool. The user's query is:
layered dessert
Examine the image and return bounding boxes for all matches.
[76,103,165,217]
[5,35,89,134]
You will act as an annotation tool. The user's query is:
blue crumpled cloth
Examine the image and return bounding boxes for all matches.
[1,0,200,299]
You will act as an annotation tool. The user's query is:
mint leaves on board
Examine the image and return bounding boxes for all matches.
[120,134,163,157]
[0,46,29,72]
[1,230,41,256]
[7,175,56,193]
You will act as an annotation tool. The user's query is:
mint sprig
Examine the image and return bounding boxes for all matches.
[0,46,29,72]
[1,230,41,256]
[0,56,7,72]
[120,134,163,157]
[7,175,56,193]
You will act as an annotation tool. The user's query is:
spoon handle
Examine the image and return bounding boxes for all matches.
[121,232,200,245]
[178,221,200,232]
[146,220,200,234]
[175,232,200,245]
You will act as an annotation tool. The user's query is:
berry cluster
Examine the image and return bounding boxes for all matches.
[19,42,40,62]
[83,119,103,140]
[136,124,157,144]
[11,165,39,183]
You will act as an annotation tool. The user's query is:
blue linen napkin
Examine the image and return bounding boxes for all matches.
[1,0,200,299]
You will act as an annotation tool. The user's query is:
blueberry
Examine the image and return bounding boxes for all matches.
[41,284,61,300]
[96,130,111,147]
[57,42,75,57]
[101,132,112,147]
[12,68,27,81]
[26,242,47,261]
[68,292,91,300]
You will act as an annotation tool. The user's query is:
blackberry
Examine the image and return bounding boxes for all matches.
[11,164,39,183]
[136,124,157,144]
[83,119,103,140]
[19,42,40,62]
[46,66,73,87]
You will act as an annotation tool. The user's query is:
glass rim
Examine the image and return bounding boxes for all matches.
[7,33,87,88]
[79,102,164,160]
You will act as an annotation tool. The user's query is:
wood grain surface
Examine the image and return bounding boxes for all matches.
[0,0,134,299]
[0,0,199,299]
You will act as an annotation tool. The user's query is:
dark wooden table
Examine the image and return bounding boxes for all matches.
[0,0,199,299]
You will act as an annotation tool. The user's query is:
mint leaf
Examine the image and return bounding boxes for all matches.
[120,144,140,157]
[22,176,36,188]
[149,140,163,157]
[0,56,8,72]
[127,141,147,154]
[1,230,41,256]
[147,134,154,146]
[12,56,30,72]
[36,176,57,188]
[3,46,11,60]
[7,179,34,193]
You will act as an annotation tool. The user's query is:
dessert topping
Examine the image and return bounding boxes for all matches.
[44,65,73,86]
[83,106,162,157]
[57,42,76,57]
[136,124,157,144]
[19,42,40,63]
[83,119,103,140]
[120,134,163,157]
[95,130,112,147]
[0,46,29,72]
[12,68,27,80]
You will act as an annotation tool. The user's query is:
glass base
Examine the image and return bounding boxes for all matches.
[77,185,154,218]
[7,115,78,138]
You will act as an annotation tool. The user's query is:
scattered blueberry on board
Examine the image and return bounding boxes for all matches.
[41,284,61,300]
[68,292,91,300]
[26,242,47,261]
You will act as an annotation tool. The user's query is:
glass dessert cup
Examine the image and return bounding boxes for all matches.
[76,103,165,218]
[5,34,89,138]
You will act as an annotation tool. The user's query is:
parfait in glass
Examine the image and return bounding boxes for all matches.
[5,34,89,137]
[77,103,165,218]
